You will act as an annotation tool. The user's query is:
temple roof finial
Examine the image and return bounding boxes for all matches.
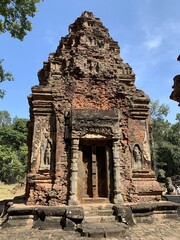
[81,11,95,19]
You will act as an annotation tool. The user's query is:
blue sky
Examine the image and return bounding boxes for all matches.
[0,0,180,123]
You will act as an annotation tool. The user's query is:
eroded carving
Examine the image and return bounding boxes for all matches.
[132,144,143,170]
[30,115,54,174]
[166,177,177,195]
[39,138,52,170]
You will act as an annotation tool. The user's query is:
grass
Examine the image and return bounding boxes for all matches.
[0,183,25,200]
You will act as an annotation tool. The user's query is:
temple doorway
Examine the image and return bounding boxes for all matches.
[78,139,113,203]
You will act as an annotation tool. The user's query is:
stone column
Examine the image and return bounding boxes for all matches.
[112,139,123,204]
[68,138,79,205]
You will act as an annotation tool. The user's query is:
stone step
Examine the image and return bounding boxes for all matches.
[80,222,128,238]
[81,197,109,204]
[84,208,114,216]
[82,204,113,211]
[83,215,116,223]
[2,215,34,229]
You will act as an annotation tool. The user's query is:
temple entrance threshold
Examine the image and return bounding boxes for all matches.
[78,139,113,204]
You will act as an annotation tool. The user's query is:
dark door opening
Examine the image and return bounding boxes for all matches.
[79,140,112,201]
[96,146,107,197]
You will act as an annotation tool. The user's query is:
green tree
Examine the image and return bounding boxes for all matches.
[0,110,11,127]
[0,145,25,183]
[0,60,13,98]
[0,112,28,183]
[0,0,42,40]
[150,100,180,181]
[0,0,43,98]
[150,100,169,121]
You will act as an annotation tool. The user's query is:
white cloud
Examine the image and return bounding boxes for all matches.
[145,36,163,50]
[142,24,164,51]
[164,19,180,34]
[142,18,180,52]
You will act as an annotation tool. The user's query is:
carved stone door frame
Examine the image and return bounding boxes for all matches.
[68,135,123,205]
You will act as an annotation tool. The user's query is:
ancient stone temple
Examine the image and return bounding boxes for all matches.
[170,55,180,106]
[26,11,162,206]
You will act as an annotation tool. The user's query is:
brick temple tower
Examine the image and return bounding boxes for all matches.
[26,11,162,206]
[170,55,180,106]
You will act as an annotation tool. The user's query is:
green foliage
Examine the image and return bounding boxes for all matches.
[0,1,43,179]
[0,0,43,97]
[150,100,180,181]
[0,111,28,183]
[0,0,42,40]
[0,145,25,183]
[0,110,11,126]
[150,100,169,120]
[176,113,180,123]
[0,59,13,98]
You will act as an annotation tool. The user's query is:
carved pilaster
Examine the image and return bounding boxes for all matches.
[68,138,79,205]
[112,139,123,204]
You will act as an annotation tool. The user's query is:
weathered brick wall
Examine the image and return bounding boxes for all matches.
[26,11,160,205]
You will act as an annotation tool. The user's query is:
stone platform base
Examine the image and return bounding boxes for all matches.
[0,201,180,238]
[163,195,180,204]
[130,201,180,223]
[132,170,164,202]
[81,222,128,238]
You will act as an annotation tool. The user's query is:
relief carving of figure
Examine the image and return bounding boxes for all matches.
[39,138,52,170]
[45,141,51,165]
[132,144,143,170]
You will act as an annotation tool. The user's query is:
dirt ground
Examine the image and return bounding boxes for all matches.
[0,183,25,201]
